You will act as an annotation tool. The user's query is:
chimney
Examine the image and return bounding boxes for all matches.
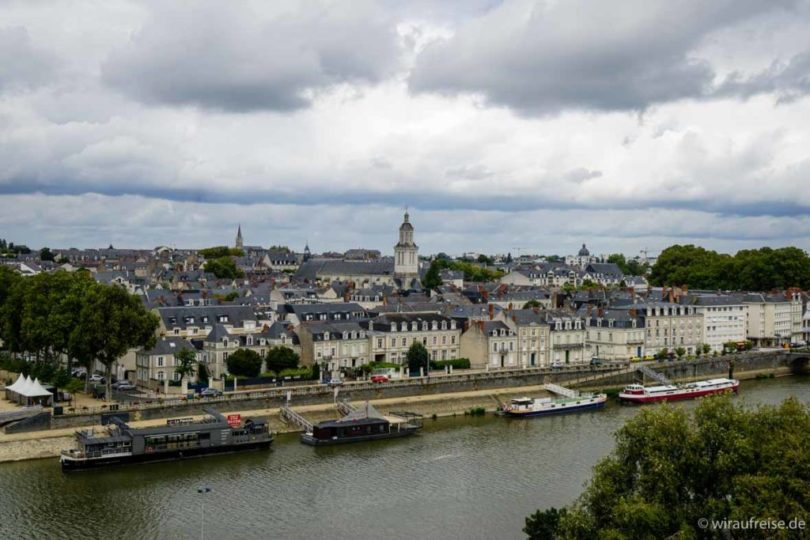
[512,315,517,323]
[488,304,495,320]
[464,319,470,331]
[533,307,539,314]
[668,288,675,303]
[587,305,593,316]
[597,307,604,317]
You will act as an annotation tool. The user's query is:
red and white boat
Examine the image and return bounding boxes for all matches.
[618,378,739,404]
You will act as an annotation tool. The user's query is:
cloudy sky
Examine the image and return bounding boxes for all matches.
[2,0,810,257]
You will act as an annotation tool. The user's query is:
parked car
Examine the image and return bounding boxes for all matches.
[370,374,389,383]
[327,378,344,386]
[590,358,604,367]
[200,387,223,397]
[551,361,564,370]
[88,374,105,383]
[71,367,87,378]
[112,381,136,391]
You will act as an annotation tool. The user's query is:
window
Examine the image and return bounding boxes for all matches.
[157,357,164,367]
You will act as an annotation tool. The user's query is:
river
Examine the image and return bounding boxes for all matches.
[0,377,807,540]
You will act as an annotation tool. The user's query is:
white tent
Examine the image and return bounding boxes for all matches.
[7,375,52,406]
[5,374,25,392]
[3,374,26,400]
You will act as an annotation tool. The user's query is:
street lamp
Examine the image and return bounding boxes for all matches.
[197,485,212,540]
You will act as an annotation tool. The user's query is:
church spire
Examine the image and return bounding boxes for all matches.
[235,224,244,250]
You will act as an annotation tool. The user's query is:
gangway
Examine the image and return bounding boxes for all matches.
[543,383,579,398]
[336,399,356,416]
[279,406,313,432]
[637,365,673,386]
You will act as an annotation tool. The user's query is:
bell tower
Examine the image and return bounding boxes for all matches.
[394,210,418,277]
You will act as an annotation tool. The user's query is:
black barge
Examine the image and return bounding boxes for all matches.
[300,403,421,446]
[60,408,272,471]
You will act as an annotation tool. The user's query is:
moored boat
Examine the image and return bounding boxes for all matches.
[60,408,272,471]
[301,402,422,446]
[500,393,607,417]
[618,378,739,404]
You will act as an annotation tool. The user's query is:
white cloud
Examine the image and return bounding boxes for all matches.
[1,0,810,255]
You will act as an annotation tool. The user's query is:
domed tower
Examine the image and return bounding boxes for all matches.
[394,210,419,277]
[578,243,589,257]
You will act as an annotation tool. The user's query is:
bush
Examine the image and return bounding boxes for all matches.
[360,361,400,374]
[226,349,263,378]
[430,358,471,370]
[266,346,300,373]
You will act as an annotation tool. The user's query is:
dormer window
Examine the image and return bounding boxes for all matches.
[432,321,438,330]
[342,331,348,340]
[411,322,418,331]
[324,332,330,341]
[450,321,456,330]
[401,322,407,331]
[247,336,253,345]
[391,323,397,332]
[422,322,428,331]
[441,321,447,330]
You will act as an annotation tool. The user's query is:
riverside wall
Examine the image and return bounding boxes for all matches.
[15,351,810,433]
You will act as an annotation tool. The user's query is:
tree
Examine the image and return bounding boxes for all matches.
[174,348,197,383]
[205,256,244,279]
[407,342,429,375]
[606,253,629,274]
[523,299,542,309]
[524,507,567,539]
[72,283,159,400]
[197,362,210,386]
[199,246,244,258]
[702,343,711,355]
[265,346,300,373]
[537,396,810,539]
[422,260,443,289]
[39,247,54,261]
[227,349,263,378]
[675,347,686,359]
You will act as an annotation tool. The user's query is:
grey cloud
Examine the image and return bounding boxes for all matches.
[564,168,602,184]
[717,51,810,102]
[409,0,798,114]
[102,2,399,112]
[0,26,57,92]
[444,164,494,180]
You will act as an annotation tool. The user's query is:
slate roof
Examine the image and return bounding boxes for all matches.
[141,337,197,355]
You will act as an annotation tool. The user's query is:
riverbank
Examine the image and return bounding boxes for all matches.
[0,357,799,464]
[0,383,551,463]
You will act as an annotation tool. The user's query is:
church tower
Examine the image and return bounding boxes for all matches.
[235,224,244,250]
[394,210,419,277]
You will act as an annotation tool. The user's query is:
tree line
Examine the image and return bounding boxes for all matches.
[0,267,159,400]
[525,396,810,538]
[649,244,810,290]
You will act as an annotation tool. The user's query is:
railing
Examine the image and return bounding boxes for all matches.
[55,363,631,417]
[336,399,356,415]
[279,406,313,431]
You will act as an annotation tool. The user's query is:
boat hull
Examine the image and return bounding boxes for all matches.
[619,383,739,404]
[301,428,419,446]
[501,398,606,418]
[61,439,272,471]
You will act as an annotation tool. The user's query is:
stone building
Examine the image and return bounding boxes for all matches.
[365,313,460,364]
[460,320,519,369]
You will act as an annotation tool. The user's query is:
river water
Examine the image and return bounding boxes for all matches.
[0,377,807,540]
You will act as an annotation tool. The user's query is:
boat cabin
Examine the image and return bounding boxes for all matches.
[312,417,391,441]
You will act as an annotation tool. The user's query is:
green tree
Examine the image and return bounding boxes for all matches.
[72,284,159,400]
[199,246,244,258]
[523,299,542,309]
[205,256,244,279]
[39,247,55,261]
[675,347,686,359]
[702,343,711,355]
[174,348,197,383]
[226,349,263,377]
[265,346,300,373]
[406,341,429,375]
[606,253,629,274]
[524,507,568,540]
[422,260,443,289]
[539,396,810,539]
[197,362,210,385]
